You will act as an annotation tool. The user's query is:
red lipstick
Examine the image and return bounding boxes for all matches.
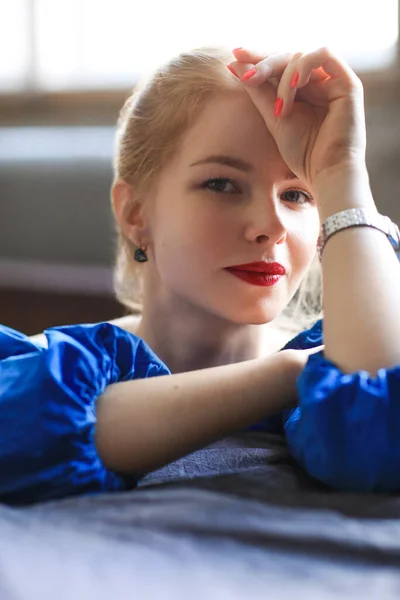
[225,261,286,287]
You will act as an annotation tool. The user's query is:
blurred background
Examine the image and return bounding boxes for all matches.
[1,0,399,335]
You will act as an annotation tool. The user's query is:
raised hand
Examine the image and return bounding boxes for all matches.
[228,47,367,190]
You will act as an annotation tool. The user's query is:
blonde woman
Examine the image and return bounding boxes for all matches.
[1,45,400,505]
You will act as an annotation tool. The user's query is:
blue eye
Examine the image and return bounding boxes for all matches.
[282,189,313,204]
[202,177,240,194]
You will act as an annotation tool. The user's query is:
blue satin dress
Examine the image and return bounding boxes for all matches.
[0,319,399,505]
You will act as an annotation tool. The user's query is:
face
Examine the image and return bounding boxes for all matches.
[141,91,320,325]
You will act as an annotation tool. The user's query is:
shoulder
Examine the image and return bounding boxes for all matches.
[41,319,170,378]
[1,324,46,357]
[28,332,48,348]
[28,314,143,350]
[107,314,142,336]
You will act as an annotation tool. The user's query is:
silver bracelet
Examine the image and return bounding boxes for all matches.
[317,207,400,260]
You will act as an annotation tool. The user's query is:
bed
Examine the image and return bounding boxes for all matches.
[1,429,400,599]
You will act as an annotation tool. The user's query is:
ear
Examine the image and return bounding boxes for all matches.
[111,179,151,246]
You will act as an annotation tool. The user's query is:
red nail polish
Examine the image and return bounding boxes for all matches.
[227,64,238,78]
[241,68,257,82]
[291,71,299,89]
[274,97,284,117]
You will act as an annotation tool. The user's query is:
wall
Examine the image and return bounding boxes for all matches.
[0,126,117,294]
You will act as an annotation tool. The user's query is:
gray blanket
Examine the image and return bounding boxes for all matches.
[1,431,400,599]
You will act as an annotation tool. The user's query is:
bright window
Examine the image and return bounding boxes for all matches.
[1,0,398,92]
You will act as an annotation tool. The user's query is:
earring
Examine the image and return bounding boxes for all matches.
[133,245,148,263]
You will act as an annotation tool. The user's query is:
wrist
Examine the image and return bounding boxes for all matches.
[268,350,305,409]
[280,348,308,376]
[312,163,376,222]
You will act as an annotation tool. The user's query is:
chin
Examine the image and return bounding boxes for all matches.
[239,296,285,323]
[221,305,281,327]
[240,314,276,326]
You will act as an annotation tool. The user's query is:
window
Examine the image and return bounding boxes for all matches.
[1,0,398,94]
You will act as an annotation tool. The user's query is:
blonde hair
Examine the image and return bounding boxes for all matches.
[112,46,323,335]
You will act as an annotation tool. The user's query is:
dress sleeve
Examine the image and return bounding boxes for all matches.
[0,321,170,505]
[281,322,400,492]
[246,319,324,435]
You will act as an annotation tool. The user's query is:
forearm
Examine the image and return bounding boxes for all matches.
[315,165,400,374]
[95,350,300,476]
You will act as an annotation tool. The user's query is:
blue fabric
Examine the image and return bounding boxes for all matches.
[1,316,400,504]
[280,319,400,492]
[0,322,170,505]
[247,320,325,436]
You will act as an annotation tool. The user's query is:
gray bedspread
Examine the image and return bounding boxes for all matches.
[1,431,400,599]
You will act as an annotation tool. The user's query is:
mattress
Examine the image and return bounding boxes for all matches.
[1,430,399,599]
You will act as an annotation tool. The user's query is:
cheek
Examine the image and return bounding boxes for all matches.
[289,218,320,268]
[152,210,217,276]
[154,199,232,261]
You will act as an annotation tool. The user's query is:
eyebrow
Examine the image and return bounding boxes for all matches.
[190,154,299,179]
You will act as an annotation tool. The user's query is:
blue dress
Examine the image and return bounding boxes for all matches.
[0,319,399,504]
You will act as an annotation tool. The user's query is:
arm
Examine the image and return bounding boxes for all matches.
[283,350,400,492]
[29,318,310,477]
[230,47,400,492]
[315,166,400,375]
[281,171,400,492]
[95,348,309,477]
[1,321,317,505]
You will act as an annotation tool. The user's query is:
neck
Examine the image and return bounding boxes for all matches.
[135,297,291,374]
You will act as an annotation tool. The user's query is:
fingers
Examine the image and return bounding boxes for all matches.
[231,52,296,86]
[231,48,324,86]
[226,52,304,128]
[296,46,363,95]
[232,48,280,64]
[306,344,325,356]
[273,53,326,117]
[228,67,280,134]
[276,47,362,113]
[274,53,303,118]
[228,46,361,118]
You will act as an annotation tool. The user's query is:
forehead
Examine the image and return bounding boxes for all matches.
[176,91,283,169]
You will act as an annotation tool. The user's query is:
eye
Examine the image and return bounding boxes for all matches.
[282,188,313,205]
[202,177,240,194]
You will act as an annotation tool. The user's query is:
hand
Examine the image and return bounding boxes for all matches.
[228,47,367,189]
[283,344,324,374]
[276,345,324,408]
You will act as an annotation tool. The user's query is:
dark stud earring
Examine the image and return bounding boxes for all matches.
[134,246,148,263]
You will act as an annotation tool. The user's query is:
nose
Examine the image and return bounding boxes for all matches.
[243,194,288,246]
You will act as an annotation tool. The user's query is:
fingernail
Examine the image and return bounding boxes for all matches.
[291,71,299,89]
[240,67,257,82]
[226,64,239,78]
[232,47,243,53]
[274,97,284,117]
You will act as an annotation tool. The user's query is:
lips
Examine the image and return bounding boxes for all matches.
[227,261,286,275]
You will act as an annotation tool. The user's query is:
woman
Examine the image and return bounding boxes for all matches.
[1,45,400,505]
